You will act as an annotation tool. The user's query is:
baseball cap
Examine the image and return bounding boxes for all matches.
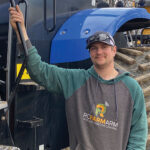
[86,31,115,49]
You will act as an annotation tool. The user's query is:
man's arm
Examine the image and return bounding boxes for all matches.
[126,86,148,150]
[26,46,69,94]
[9,5,88,97]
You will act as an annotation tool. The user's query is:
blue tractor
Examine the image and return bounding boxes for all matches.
[0,0,150,149]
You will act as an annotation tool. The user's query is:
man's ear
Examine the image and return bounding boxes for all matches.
[112,46,117,56]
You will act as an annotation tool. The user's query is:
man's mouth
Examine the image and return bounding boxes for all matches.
[95,56,104,59]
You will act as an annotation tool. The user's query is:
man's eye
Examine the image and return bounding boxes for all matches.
[102,45,108,49]
[90,47,97,51]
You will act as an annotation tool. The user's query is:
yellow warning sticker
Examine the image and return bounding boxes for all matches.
[142,28,150,35]
[16,64,31,80]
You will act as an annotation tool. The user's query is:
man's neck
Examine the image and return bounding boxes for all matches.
[94,64,118,80]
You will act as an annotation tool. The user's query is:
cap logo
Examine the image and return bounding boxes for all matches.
[86,31,115,49]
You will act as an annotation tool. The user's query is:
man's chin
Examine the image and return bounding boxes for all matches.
[95,61,105,66]
[94,63,106,69]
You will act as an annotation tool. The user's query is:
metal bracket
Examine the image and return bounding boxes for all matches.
[16,117,43,128]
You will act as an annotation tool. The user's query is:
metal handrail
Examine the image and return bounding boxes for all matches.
[18,0,29,29]
[44,0,56,32]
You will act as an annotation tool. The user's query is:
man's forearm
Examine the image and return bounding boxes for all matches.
[17,39,32,52]
[16,27,29,43]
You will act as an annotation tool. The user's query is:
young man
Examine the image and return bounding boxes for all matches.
[9,5,147,150]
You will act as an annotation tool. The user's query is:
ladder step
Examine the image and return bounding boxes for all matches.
[17,117,43,128]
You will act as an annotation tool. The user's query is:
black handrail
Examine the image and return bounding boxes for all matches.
[44,0,56,32]
[8,0,28,109]
[18,0,29,29]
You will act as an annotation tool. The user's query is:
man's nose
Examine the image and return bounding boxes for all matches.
[96,47,103,53]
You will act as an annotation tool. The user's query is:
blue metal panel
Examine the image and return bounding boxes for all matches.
[0,3,9,24]
[50,8,150,64]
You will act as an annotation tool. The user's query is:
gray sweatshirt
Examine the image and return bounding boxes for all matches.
[26,45,148,150]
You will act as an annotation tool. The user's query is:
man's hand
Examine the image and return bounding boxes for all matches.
[9,5,29,42]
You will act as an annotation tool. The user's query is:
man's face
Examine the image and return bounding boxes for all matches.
[89,42,116,69]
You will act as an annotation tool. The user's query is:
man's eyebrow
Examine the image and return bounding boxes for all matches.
[90,45,97,47]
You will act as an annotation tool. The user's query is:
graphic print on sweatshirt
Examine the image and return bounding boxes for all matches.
[83,102,118,130]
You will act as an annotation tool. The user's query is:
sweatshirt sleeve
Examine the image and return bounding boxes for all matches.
[26,46,89,98]
[126,82,148,150]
